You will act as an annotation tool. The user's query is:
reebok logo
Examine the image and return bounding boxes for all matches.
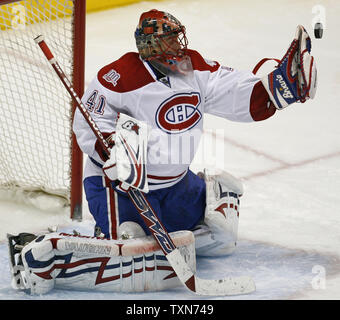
[276,75,293,99]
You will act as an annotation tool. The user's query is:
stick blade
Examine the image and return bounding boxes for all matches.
[194,275,256,296]
[166,248,255,296]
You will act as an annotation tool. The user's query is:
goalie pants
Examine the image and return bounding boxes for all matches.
[83,170,206,239]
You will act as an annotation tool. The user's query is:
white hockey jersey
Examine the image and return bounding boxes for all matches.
[73,50,274,190]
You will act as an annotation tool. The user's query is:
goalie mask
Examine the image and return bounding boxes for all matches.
[135,9,191,75]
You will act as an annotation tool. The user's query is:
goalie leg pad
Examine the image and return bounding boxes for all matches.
[17,230,195,295]
[195,169,243,257]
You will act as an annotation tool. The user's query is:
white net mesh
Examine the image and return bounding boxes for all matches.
[0,0,75,203]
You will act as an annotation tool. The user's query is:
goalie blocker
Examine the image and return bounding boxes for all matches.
[8,230,195,295]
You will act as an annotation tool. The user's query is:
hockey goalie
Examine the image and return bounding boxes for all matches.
[8,9,317,295]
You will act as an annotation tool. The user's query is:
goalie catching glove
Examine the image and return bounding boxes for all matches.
[260,25,317,109]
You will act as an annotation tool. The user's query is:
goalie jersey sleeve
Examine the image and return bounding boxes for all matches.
[73,50,274,189]
[189,50,275,122]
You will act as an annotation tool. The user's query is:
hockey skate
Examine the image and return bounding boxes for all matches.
[7,232,36,291]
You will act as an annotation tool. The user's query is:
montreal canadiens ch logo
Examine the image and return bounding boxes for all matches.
[155,92,202,134]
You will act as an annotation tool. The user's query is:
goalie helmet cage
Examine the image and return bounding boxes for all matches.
[0,0,85,220]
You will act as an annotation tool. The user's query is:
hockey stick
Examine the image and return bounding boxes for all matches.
[34,35,255,296]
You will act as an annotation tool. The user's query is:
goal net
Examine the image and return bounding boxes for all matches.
[0,0,84,219]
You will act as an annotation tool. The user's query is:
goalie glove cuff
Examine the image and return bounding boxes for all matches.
[261,65,298,109]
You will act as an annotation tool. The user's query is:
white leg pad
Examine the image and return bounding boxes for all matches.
[195,169,243,256]
[19,230,196,295]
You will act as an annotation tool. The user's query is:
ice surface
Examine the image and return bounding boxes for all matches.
[1,0,340,300]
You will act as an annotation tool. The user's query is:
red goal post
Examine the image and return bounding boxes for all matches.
[0,0,85,220]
